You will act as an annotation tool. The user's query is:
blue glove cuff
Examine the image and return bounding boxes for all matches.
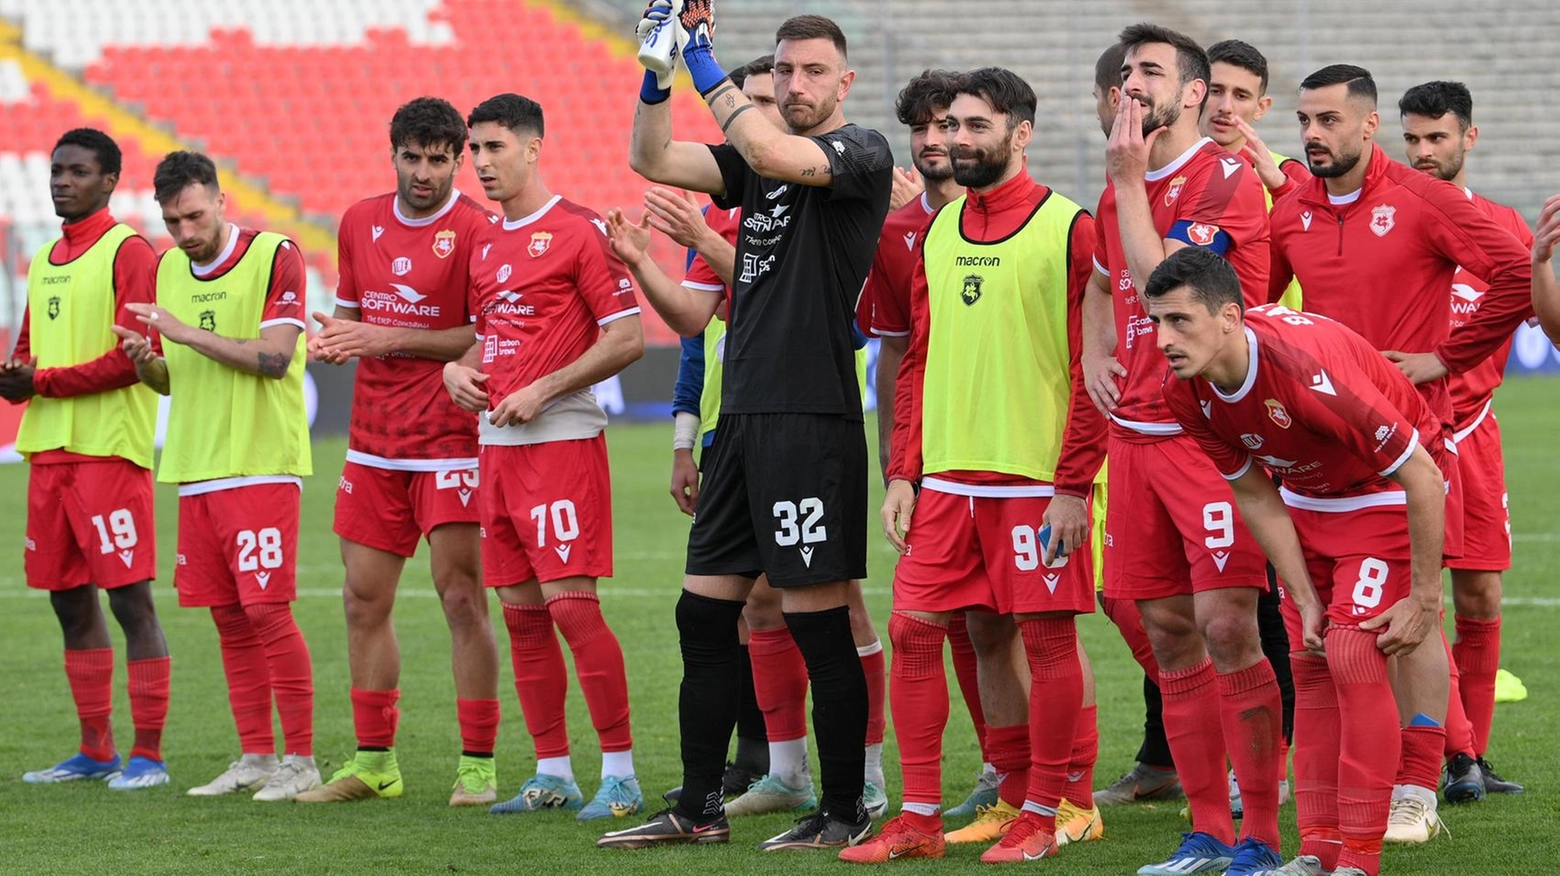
[640,69,671,104]
[682,42,726,95]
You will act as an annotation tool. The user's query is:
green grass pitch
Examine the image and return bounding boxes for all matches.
[2,378,1558,873]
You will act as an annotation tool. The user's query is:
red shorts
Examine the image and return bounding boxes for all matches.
[1441,437,1466,563]
[480,436,613,587]
[333,461,482,557]
[892,485,1096,616]
[1448,411,1508,571]
[1278,498,1411,641]
[174,481,301,607]
[25,459,157,590]
[1103,434,1268,600]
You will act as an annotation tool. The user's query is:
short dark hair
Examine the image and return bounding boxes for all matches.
[1207,39,1269,95]
[466,93,545,138]
[1144,246,1244,314]
[896,69,959,126]
[53,128,122,177]
[1399,80,1473,130]
[153,150,219,204]
[954,66,1036,129]
[1094,43,1126,93]
[731,54,775,90]
[390,96,468,155]
[775,14,847,59]
[1119,23,1210,90]
[1299,64,1377,105]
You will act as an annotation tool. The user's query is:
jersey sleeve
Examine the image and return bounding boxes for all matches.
[1291,364,1419,477]
[682,250,726,293]
[1425,187,1535,373]
[887,241,930,483]
[709,144,749,211]
[672,331,705,417]
[335,216,359,309]
[812,128,894,202]
[1091,190,1112,277]
[1167,162,1268,259]
[1266,210,1297,305]
[259,240,308,330]
[1054,212,1108,495]
[862,234,910,338]
[1164,380,1253,479]
[33,234,155,399]
[575,218,641,325]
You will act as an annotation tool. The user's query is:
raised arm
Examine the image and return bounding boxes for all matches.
[606,206,721,336]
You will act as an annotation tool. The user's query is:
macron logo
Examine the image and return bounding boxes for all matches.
[1042,573,1060,594]
[1211,551,1231,572]
[118,549,135,568]
[554,544,572,563]
[458,489,472,507]
[903,232,916,251]
[1309,370,1337,396]
[800,546,815,568]
[372,225,385,241]
[390,283,427,304]
[591,218,609,236]
[256,572,272,590]
[1221,157,1243,179]
[1300,211,1313,231]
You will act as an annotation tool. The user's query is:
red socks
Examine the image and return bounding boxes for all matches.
[1064,705,1099,809]
[351,687,400,749]
[888,612,950,809]
[1290,653,1342,870]
[501,602,570,759]
[1218,659,1283,849]
[987,723,1031,809]
[126,656,171,762]
[458,698,501,756]
[859,641,886,747]
[244,603,315,757]
[1453,616,1501,755]
[947,611,989,760]
[748,626,809,742]
[547,593,632,753]
[1161,658,1235,845]
[1019,617,1082,829]
[64,648,115,762]
[211,604,276,754]
[1327,627,1399,876]
[1397,724,1446,791]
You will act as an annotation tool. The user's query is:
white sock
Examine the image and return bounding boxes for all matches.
[982,762,997,777]
[857,640,884,658]
[1022,800,1057,817]
[240,753,278,768]
[537,755,575,782]
[601,749,635,779]
[1402,784,1438,807]
[902,802,939,816]
[864,742,885,788]
[769,737,809,788]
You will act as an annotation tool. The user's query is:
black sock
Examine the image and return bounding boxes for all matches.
[734,643,770,773]
[1259,566,1297,743]
[673,590,746,821]
[783,605,866,822]
[1137,673,1172,769]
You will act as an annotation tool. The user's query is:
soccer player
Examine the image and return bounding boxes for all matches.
[1151,246,1454,876]
[114,150,319,801]
[1082,24,1284,876]
[291,98,502,806]
[841,66,1104,865]
[2,129,170,790]
[442,93,645,820]
[1399,80,1528,798]
[600,9,892,851]
[1265,65,1533,841]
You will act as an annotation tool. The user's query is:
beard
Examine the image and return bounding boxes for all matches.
[783,94,836,133]
[951,137,1013,189]
[1307,143,1364,179]
[914,151,954,183]
[1135,95,1180,137]
[399,177,451,211]
[1416,151,1465,182]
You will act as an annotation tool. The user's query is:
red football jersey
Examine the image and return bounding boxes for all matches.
[336,191,497,466]
[1094,138,1271,433]
[1447,192,1532,430]
[1165,306,1444,504]
[681,203,741,295]
[470,195,639,408]
[859,192,937,338]
[1268,145,1533,425]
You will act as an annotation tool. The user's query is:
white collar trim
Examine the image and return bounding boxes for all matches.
[394,190,459,227]
[192,224,240,276]
[1145,137,1213,182]
[503,195,562,231]
[1212,326,1261,403]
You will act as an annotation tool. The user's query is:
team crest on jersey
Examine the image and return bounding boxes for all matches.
[392,257,412,276]
[1264,398,1292,429]
[199,310,217,332]
[1241,433,1265,450]
[528,231,553,257]
[1187,223,1219,246]
[961,274,983,306]
[1370,204,1396,237]
[433,229,456,259]
[1165,175,1187,206]
[46,296,60,319]
[497,263,512,284]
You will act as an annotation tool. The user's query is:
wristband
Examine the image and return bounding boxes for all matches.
[640,69,671,105]
[683,42,727,96]
[673,410,700,451]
